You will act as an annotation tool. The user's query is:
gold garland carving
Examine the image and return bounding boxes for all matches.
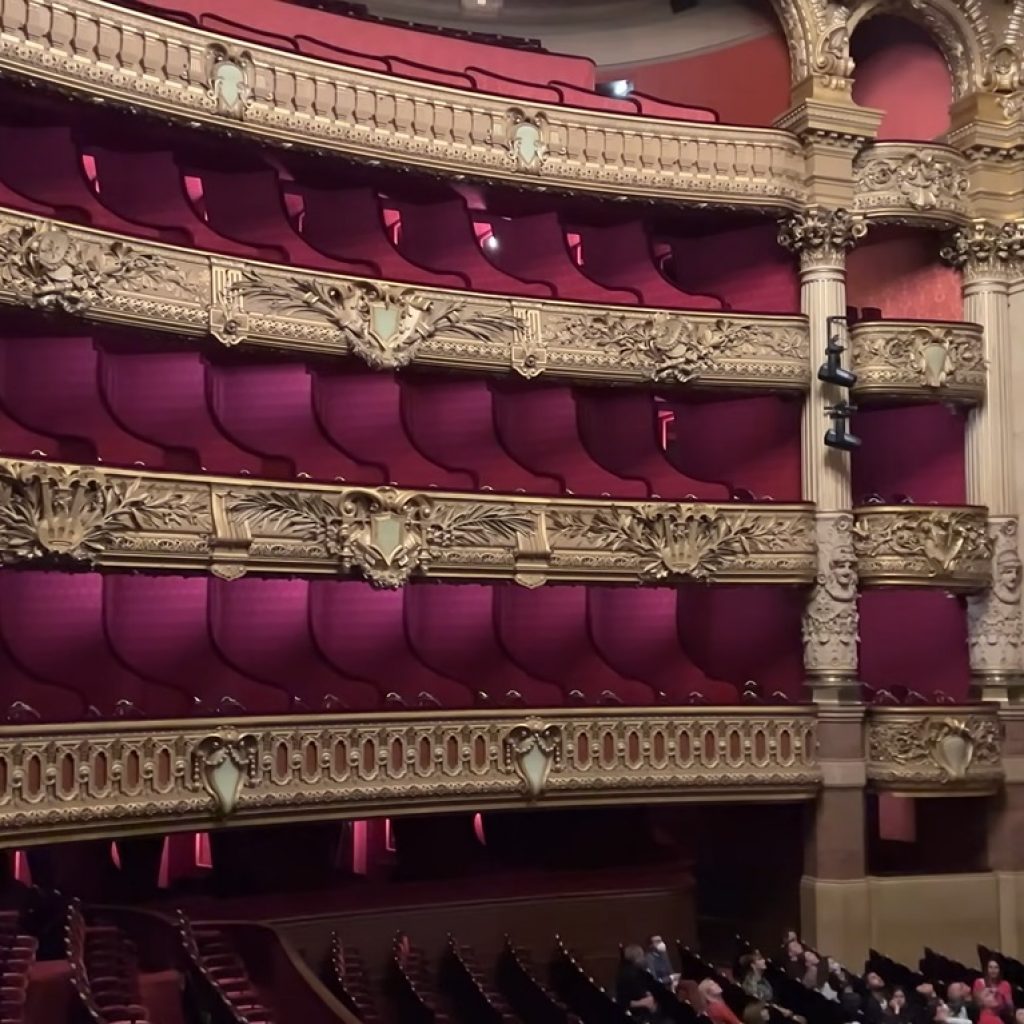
[0,460,817,587]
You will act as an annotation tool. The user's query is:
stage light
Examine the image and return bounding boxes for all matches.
[597,79,634,99]
[817,314,857,388]
[825,402,861,451]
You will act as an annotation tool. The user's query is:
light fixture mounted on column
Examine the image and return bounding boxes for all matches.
[818,314,857,389]
[825,402,860,451]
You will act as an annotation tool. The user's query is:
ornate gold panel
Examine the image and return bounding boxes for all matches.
[853,506,992,591]
[852,144,971,226]
[0,710,820,846]
[866,708,1002,793]
[850,319,986,403]
[0,0,807,210]
[0,460,818,586]
[0,211,810,390]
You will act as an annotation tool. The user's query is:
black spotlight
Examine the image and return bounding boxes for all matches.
[817,314,857,389]
[825,402,861,452]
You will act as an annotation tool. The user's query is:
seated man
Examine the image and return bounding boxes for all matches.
[699,978,743,1024]
[617,944,667,1024]
[646,935,680,991]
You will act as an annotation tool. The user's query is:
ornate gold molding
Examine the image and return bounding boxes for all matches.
[853,505,993,590]
[0,460,818,586]
[0,0,807,210]
[849,319,986,403]
[0,709,821,846]
[778,206,867,269]
[941,219,1024,282]
[852,144,971,226]
[0,210,810,391]
[866,708,1003,793]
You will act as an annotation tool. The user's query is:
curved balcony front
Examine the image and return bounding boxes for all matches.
[0,0,808,210]
[853,505,992,591]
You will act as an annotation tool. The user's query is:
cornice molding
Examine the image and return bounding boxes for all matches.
[866,706,1003,794]
[0,211,811,391]
[0,709,821,846]
[853,505,993,590]
[849,319,986,404]
[0,0,808,211]
[0,460,818,587]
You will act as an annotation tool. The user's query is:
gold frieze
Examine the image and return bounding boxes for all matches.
[0,210,810,391]
[0,0,807,210]
[0,709,820,846]
[853,505,993,591]
[849,320,986,403]
[0,460,818,586]
[866,708,1002,793]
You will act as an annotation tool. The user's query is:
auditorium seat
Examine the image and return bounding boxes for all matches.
[207,577,381,712]
[309,581,477,708]
[404,584,564,707]
[496,585,653,705]
[314,369,475,490]
[574,390,729,500]
[103,574,292,715]
[399,376,560,494]
[491,382,647,498]
[482,213,638,304]
[394,197,554,297]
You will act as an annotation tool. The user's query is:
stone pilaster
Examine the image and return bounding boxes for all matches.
[942,221,1024,701]
[779,208,865,703]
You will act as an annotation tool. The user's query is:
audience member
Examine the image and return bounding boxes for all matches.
[945,983,974,1022]
[977,990,1005,1024]
[617,944,664,1023]
[646,935,680,990]
[974,961,1013,1016]
[700,978,743,1024]
[741,953,774,1003]
[743,1002,771,1024]
[884,987,915,1024]
[865,972,890,1024]
[785,940,806,981]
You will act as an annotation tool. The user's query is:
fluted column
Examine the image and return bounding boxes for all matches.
[942,221,1024,701]
[779,208,866,704]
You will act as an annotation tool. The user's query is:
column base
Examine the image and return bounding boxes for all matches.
[971,673,1024,703]
[806,675,862,705]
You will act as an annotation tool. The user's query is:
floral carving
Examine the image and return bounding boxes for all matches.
[854,507,993,588]
[968,519,1024,677]
[777,207,867,267]
[0,222,192,314]
[548,504,807,583]
[803,514,859,679]
[0,462,201,564]
[232,272,521,369]
[854,148,969,214]
[941,221,1024,281]
[230,488,533,587]
[868,713,1001,786]
[557,313,803,385]
[850,322,986,400]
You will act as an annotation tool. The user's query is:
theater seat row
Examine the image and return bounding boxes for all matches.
[0,93,722,308]
[125,0,719,124]
[0,572,804,722]
[0,326,801,500]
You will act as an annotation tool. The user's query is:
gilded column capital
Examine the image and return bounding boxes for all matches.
[968,517,1024,700]
[778,207,867,270]
[941,220,1024,283]
[803,513,860,702]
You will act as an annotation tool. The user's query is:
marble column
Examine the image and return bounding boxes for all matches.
[943,222,1024,701]
[779,207,866,705]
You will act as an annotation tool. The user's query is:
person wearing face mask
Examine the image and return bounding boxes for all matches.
[646,935,680,991]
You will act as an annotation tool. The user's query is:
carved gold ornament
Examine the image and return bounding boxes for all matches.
[0,221,193,314]
[967,519,1024,678]
[866,710,1002,791]
[504,722,562,798]
[941,221,1024,282]
[850,320,985,403]
[853,506,993,590]
[778,208,867,268]
[852,145,970,223]
[0,0,806,209]
[0,710,819,845]
[0,209,809,391]
[803,514,859,679]
[193,732,259,815]
[231,271,522,370]
[0,460,817,587]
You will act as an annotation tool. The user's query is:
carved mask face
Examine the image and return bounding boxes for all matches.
[31,229,70,270]
[828,556,857,598]
[995,551,1022,602]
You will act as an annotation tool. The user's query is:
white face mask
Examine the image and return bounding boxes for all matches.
[654,941,667,953]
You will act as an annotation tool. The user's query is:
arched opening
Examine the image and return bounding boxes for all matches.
[851,14,953,140]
